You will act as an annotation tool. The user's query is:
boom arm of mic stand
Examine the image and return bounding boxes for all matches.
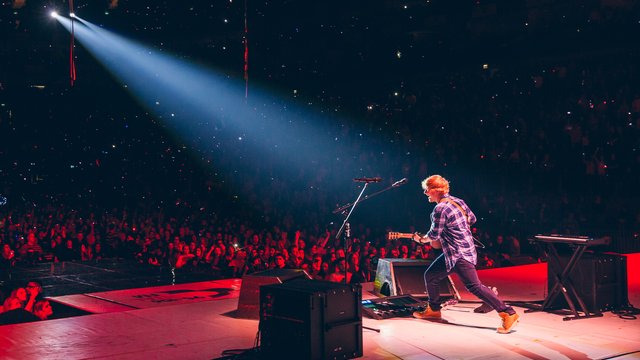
[332,182,402,215]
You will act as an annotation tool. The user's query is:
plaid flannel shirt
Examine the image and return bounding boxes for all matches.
[426,194,477,272]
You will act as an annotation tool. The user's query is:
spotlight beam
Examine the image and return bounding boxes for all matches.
[53,16,397,188]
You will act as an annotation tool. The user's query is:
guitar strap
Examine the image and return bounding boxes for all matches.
[441,197,470,225]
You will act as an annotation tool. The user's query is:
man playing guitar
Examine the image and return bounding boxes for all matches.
[405,174,519,334]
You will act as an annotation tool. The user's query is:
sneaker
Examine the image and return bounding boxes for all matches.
[413,305,442,320]
[497,312,519,334]
[473,302,493,313]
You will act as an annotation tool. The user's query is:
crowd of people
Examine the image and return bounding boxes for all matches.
[0,279,53,325]
[0,204,525,281]
[0,197,527,326]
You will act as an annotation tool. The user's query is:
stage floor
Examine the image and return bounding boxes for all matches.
[1,254,639,360]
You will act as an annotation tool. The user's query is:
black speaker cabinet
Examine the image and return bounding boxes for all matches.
[236,268,311,319]
[548,253,628,312]
[259,279,363,360]
[373,258,459,300]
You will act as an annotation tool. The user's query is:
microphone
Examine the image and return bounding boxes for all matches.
[392,178,408,187]
[353,177,382,183]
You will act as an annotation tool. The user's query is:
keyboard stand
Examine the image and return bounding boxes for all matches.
[525,240,604,321]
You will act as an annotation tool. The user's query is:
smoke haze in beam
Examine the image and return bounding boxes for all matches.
[54,15,406,194]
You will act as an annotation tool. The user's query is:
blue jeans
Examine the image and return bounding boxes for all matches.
[424,253,515,315]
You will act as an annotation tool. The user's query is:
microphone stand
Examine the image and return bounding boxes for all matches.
[333,179,407,334]
[335,183,368,257]
[333,179,408,271]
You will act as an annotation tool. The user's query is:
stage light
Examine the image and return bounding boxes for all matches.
[50,11,58,18]
[70,12,76,18]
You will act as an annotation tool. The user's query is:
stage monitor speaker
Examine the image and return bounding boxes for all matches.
[259,279,363,360]
[548,253,628,313]
[236,268,311,319]
[373,258,459,300]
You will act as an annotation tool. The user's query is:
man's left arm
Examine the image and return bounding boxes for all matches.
[463,201,477,226]
[468,207,477,226]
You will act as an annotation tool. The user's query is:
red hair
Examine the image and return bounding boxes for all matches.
[421,175,450,194]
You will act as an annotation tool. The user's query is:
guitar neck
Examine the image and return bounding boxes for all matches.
[387,232,417,240]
